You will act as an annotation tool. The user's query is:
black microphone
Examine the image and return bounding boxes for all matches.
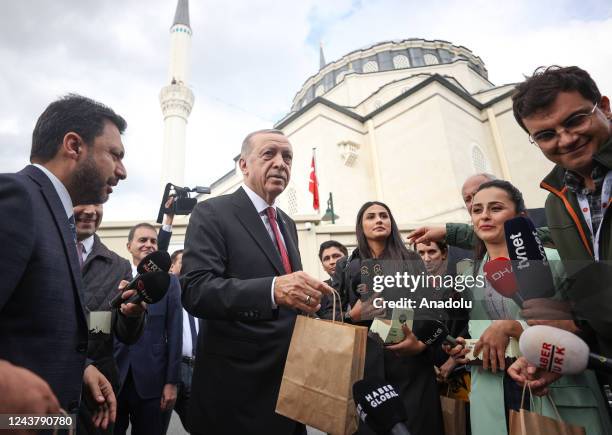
[413,319,457,347]
[504,216,555,300]
[109,251,171,308]
[110,271,170,308]
[353,379,412,435]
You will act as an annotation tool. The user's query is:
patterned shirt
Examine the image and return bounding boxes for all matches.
[564,163,608,237]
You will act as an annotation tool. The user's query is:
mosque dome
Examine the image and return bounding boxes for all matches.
[290,38,487,112]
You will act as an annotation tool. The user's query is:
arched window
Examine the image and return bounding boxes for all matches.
[423,53,440,65]
[363,60,379,73]
[287,187,298,215]
[393,54,410,69]
[471,145,488,173]
[315,85,325,97]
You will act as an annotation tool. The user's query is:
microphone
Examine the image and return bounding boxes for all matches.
[504,216,555,300]
[412,319,457,347]
[519,325,612,375]
[483,257,524,307]
[135,250,171,274]
[109,251,171,308]
[109,271,170,308]
[353,379,412,435]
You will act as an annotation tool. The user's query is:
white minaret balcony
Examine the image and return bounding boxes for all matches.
[160,83,194,121]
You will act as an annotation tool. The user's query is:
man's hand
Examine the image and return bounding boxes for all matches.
[437,357,458,382]
[0,360,60,414]
[445,336,470,364]
[160,384,177,411]
[521,298,573,321]
[117,280,147,317]
[163,197,175,225]
[507,356,562,396]
[274,271,333,314]
[406,226,447,245]
[83,365,116,429]
[386,324,427,356]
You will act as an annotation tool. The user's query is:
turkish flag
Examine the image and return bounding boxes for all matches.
[309,156,320,211]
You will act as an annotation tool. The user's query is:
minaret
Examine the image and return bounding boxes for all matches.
[159,0,194,187]
[319,41,326,69]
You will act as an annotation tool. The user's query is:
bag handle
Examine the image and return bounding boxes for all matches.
[544,393,564,424]
[330,288,343,323]
[520,382,535,411]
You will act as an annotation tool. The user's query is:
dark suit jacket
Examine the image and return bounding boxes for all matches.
[0,165,88,413]
[158,227,171,253]
[81,235,144,391]
[114,274,182,399]
[181,187,303,435]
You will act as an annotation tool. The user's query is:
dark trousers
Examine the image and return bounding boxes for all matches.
[172,360,194,432]
[115,369,169,435]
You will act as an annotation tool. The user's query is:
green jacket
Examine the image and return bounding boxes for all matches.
[540,137,612,264]
[540,137,612,375]
[445,223,552,250]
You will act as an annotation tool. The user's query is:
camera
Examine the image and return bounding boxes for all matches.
[156,183,211,223]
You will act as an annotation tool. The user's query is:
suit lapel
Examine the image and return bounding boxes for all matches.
[276,210,302,271]
[232,187,285,275]
[22,166,87,320]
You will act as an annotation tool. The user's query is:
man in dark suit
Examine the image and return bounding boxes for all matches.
[181,129,333,435]
[0,95,127,419]
[74,203,146,434]
[114,223,182,435]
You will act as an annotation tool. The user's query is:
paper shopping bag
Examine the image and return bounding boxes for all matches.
[276,314,368,435]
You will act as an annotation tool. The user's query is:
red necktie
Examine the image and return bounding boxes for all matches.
[265,207,292,274]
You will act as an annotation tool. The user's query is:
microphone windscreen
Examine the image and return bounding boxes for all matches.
[519,325,589,375]
[137,251,172,274]
[353,378,406,435]
[133,271,171,304]
[504,216,555,299]
[483,257,519,298]
[413,319,449,347]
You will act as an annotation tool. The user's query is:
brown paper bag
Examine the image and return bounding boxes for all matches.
[509,385,586,435]
[440,382,467,435]
[276,297,368,435]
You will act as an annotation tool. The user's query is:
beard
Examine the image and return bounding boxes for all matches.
[68,154,110,205]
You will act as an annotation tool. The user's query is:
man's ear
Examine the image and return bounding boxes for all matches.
[62,132,82,161]
[239,157,248,175]
[600,96,611,119]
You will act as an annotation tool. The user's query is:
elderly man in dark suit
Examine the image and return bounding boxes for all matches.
[181,129,333,435]
[74,203,146,434]
[0,95,128,422]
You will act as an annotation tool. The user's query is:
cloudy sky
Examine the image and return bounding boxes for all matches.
[1,0,611,221]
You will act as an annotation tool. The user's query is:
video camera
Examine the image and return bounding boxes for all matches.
[156,183,211,224]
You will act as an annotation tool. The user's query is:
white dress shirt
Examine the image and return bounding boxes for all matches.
[241,184,289,307]
[182,308,199,357]
[80,234,95,263]
[32,164,73,218]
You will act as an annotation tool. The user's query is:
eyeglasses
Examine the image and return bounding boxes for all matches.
[529,104,598,147]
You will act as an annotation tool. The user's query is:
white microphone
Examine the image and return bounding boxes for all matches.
[519,325,612,375]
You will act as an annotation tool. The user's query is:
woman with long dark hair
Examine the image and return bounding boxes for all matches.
[450,180,610,435]
[336,201,444,435]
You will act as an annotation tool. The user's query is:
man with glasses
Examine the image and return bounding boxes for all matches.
[507,66,612,400]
